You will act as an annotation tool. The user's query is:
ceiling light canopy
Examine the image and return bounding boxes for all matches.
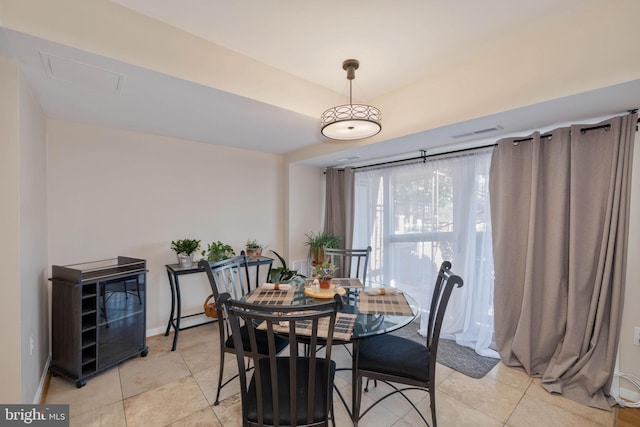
[321,59,381,140]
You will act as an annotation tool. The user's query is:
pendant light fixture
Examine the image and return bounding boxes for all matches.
[321,59,381,140]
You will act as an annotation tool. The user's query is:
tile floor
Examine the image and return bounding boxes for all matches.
[44,322,617,426]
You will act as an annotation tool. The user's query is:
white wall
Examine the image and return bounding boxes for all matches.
[46,121,284,334]
[0,55,22,403]
[18,61,47,403]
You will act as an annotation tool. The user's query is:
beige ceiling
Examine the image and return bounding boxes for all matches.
[109,0,603,99]
[1,0,639,167]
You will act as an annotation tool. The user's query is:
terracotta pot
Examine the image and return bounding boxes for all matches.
[310,247,325,265]
[319,279,332,289]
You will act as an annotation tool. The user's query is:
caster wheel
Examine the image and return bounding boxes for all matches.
[141,348,149,357]
[75,379,86,388]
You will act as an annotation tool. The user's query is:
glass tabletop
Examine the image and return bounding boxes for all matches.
[244,282,419,341]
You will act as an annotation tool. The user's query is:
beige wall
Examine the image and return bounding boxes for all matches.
[18,61,47,403]
[286,163,325,264]
[46,121,287,333]
[0,54,22,403]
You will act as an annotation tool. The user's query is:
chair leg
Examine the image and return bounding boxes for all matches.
[330,402,336,427]
[354,375,363,426]
[364,378,378,392]
[430,391,437,427]
[215,348,225,406]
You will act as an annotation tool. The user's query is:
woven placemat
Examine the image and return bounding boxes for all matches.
[358,292,414,316]
[259,312,357,341]
[331,278,363,288]
[304,278,363,288]
[245,288,295,305]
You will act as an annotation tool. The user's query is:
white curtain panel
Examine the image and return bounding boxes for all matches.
[353,148,498,357]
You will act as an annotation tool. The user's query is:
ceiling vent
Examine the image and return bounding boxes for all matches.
[40,52,125,94]
[335,156,361,162]
[451,125,503,139]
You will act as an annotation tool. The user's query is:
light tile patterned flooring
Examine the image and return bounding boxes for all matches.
[44,322,617,426]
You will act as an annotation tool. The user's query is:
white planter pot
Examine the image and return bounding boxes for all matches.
[177,253,194,268]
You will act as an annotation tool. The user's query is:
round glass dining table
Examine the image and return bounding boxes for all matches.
[262,281,420,424]
[289,283,419,341]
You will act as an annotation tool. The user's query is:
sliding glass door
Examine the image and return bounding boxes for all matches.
[353,148,498,357]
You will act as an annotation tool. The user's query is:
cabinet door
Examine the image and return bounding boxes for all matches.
[97,273,145,369]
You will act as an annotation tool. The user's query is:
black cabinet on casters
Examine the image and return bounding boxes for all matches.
[50,256,148,388]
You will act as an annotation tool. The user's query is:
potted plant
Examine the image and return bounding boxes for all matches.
[304,231,340,265]
[170,238,201,268]
[312,261,338,289]
[245,239,266,260]
[268,250,305,283]
[201,241,236,262]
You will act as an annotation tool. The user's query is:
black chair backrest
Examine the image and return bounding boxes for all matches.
[240,250,274,291]
[199,255,251,317]
[218,293,342,427]
[323,246,371,285]
[426,261,464,364]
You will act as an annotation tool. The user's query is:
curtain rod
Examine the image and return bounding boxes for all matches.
[350,145,494,171]
[511,110,639,144]
[511,123,613,144]
[326,110,638,173]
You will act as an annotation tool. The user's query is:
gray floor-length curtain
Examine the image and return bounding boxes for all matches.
[324,168,355,249]
[489,113,637,409]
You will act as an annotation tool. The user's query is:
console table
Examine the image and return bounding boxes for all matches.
[164,254,273,350]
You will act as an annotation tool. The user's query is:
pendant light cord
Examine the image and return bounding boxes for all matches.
[349,79,353,106]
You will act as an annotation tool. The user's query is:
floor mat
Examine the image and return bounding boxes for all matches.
[391,321,500,379]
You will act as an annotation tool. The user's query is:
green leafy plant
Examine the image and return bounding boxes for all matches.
[170,239,201,255]
[201,241,236,262]
[245,239,264,249]
[269,250,305,283]
[304,231,340,249]
[304,231,340,264]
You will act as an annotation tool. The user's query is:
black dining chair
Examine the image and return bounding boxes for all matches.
[323,246,371,286]
[217,292,343,427]
[318,246,372,355]
[199,255,287,406]
[240,249,274,291]
[353,261,464,427]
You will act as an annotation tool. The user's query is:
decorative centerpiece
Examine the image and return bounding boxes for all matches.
[170,238,201,268]
[245,239,265,260]
[312,261,338,289]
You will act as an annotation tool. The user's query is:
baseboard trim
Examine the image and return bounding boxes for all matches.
[146,326,166,337]
[620,386,640,405]
[34,354,51,404]
[146,313,215,339]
